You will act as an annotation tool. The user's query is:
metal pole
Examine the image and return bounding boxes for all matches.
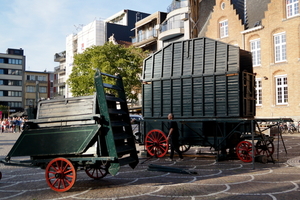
[36,81,39,107]
[251,120,255,169]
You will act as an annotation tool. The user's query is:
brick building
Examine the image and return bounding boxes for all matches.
[203,0,300,121]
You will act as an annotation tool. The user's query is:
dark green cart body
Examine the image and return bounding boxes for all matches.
[141,37,292,155]
[3,71,138,177]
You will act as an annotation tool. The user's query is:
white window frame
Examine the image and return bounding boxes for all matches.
[255,79,262,106]
[274,32,286,63]
[286,0,299,18]
[219,20,228,38]
[275,75,288,105]
[37,76,46,81]
[26,86,36,93]
[39,86,47,93]
[250,39,261,66]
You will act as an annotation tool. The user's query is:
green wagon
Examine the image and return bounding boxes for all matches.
[141,37,292,162]
[1,70,138,192]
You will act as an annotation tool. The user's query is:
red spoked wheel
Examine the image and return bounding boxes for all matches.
[236,141,255,163]
[45,157,76,192]
[255,140,274,157]
[85,163,108,180]
[145,129,168,158]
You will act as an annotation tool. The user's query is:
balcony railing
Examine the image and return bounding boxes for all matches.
[54,65,66,73]
[54,51,66,62]
[161,19,184,33]
[132,28,157,43]
[167,0,188,13]
[54,78,66,85]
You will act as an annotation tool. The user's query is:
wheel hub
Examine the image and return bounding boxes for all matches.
[55,172,63,179]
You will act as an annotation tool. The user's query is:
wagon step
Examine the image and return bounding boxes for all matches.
[105,96,125,102]
[116,145,136,155]
[114,132,133,140]
[111,121,129,127]
[108,108,127,115]
[103,83,122,91]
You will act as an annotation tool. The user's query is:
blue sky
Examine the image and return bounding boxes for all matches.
[1,0,172,72]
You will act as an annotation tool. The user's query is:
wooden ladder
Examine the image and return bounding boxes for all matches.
[94,70,139,175]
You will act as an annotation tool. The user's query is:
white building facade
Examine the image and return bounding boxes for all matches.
[64,20,106,97]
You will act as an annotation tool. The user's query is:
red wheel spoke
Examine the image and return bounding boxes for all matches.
[64,169,73,175]
[145,129,168,158]
[45,158,76,192]
[236,141,254,163]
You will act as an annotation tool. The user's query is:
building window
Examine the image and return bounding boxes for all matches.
[59,86,65,96]
[0,69,7,74]
[8,102,22,107]
[274,33,286,63]
[9,69,22,75]
[286,0,299,18]
[255,79,262,106]
[37,76,46,81]
[26,86,35,93]
[221,2,226,10]
[39,86,47,93]
[8,91,22,97]
[250,39,261,66]
[8,58,22,65]
[27,75,36,80]
[8,80,22,86]
[276,75,288,105]
[0,91,3,96]
[219,20,228,38]
[26,99,35,106]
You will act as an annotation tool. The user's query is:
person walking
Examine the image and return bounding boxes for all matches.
[165,113,183,162]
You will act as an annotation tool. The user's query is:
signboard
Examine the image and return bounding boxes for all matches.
[0,111,2,119]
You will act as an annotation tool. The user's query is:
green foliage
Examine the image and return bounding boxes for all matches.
[0,105,9,117]
[67,42,148,101]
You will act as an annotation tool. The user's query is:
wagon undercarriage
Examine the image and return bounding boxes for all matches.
[144,118,292,164]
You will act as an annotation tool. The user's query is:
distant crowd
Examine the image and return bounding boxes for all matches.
[1,117,27,133]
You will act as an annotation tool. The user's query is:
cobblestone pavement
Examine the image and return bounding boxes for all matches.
[0,132,300,200]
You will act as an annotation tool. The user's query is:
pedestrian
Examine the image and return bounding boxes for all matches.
[15,117,21,133]
[165,113,183,162]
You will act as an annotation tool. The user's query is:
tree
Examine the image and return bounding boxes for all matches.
[0,105,9,118]
[67,42,149,101]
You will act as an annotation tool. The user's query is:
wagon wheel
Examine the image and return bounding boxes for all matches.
[179,144,191,153]
[145,129,168,158]
[45,157,77,192]
[85,163,108,180]
[236,141,254,163]
[255,140,274,157]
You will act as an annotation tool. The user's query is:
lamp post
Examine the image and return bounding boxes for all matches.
[36,81,39,107]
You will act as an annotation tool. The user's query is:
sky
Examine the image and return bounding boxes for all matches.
[0,0,172,72]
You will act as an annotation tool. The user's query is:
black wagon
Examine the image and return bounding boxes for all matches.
[141,37,291,162]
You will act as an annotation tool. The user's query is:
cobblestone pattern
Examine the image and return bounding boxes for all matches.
[0,133,300,200]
